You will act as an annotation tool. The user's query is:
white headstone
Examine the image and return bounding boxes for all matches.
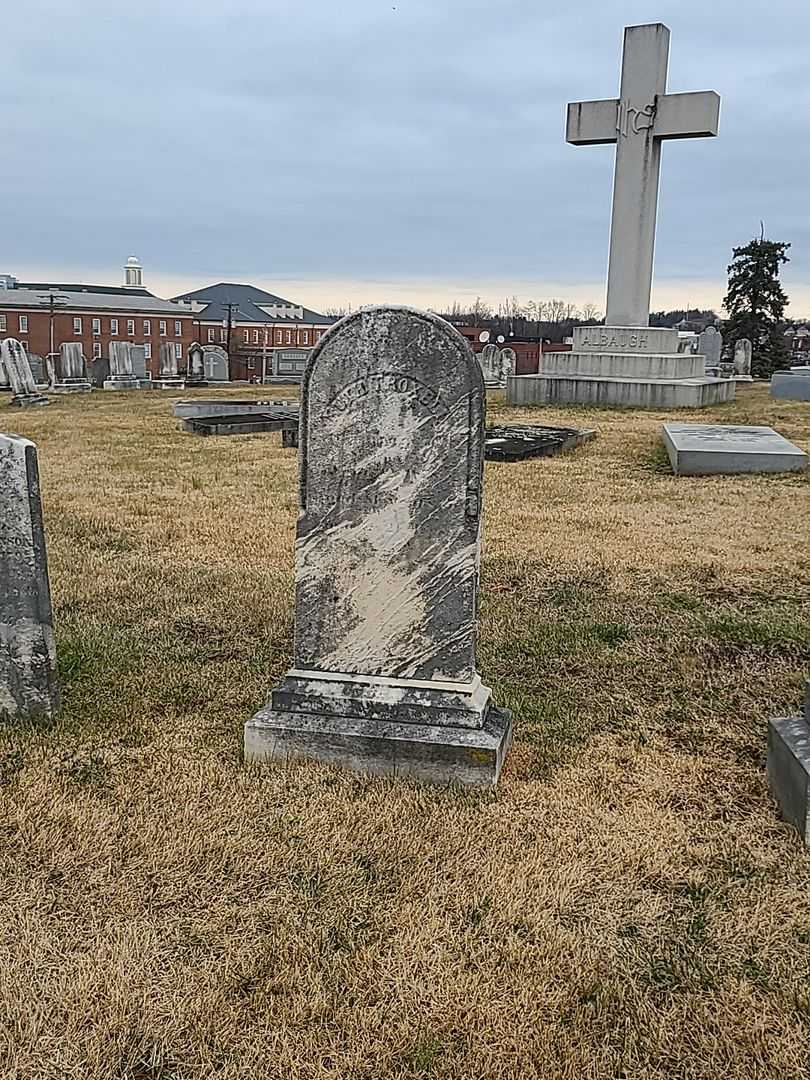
[698,326,722,369]
[53,342,92,392]
[0,339,49,407]
[733,338,752,378]
[0,434,59,721]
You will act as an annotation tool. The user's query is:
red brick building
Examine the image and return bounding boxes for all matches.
[0,258,195,377]
[172,282,335,381]
[448,323,570,375]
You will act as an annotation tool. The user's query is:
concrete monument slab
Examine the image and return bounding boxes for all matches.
[662,423,808,476]
[768,685,810,846]
[245,306,512,786]
[0,434,59,721]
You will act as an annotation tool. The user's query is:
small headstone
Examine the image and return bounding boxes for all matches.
[245,306,512,786]
[153,343,185,390]
[0,434,59,722]
[0,339,49,408]
[662,423,808,476]
[187,342,207,386]
[202,345,229,382]
[698,326,722,372]
[768,683,810,846]
[733,338,753,379]
[52,343,92,393]
[104,342,140,390]
[771,371,810,402]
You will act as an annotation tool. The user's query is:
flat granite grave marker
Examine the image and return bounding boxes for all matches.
[662,423,808,476]
[1,339,49,407]
[245,306,512,786]
[771,370,810,402]
[0,434,59,721]
[768,684,810,846]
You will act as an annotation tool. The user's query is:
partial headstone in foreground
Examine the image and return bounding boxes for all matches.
[768,684,810,847]
[52,342,92,393]
[202,345,229,382]
[104,342,141,390]
[510,23,730,409]
[154,342,185,390]
[733,338,753,380]
[0,434,59,722]
[245,306,512,786]
[662,423,808,476]
[0,339,49,407]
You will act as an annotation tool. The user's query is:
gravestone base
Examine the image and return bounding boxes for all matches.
[10,393,50,408]
[508,372,735,409]
[767,688,810,846]
[153,377,186,390]
[51,378,92,394]
[102,375,142,391]
[246,670,512,786]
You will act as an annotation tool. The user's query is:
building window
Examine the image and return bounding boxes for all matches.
[73,317,82,334]
[144,343,152,359]
[285,329,292,344]
[127,319,135,335]
[110,318,118,335]
[0,315,6,331]
[159,320,167,336]
[243,330,249,343]
[92,342,102,358]
[143,319,151,336]
[302,330,309,345]
[175,320,182,336]
[247,356,255,370]
[92,317,101,335]
[253,329,259,344]
[220,328,226,342]
[174,342,182,360]
[19,314,28,333]
[275,329,282,344]
[207,328,215,342]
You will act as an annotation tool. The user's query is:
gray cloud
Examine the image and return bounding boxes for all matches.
[4,0,809,302]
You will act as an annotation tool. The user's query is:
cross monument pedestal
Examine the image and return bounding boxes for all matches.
[509,23,734,409]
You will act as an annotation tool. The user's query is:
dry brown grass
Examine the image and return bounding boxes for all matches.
[1,383,809,1079]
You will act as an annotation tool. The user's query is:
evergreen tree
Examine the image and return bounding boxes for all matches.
[723,236,791,377]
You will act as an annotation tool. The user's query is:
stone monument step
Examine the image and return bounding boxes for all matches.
[507,373,735,409]
[541,349,704,380]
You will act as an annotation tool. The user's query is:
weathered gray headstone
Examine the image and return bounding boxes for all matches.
[103,341,140,390]
[187,341,207,385]
[245,306,512,786]
[202,345,229,382]
[52,342,92,393]
[130,345,151,388]
[154,342,185,390]
[0,434,59,722]
[0,339,49,407]
[768,684,810,846]
[771,371,810,402]
[698,326,722,370]
[732,338,753,380]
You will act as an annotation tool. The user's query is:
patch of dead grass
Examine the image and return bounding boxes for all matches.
[0,383,809,1078]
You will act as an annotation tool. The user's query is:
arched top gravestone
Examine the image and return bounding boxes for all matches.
[245,306,512,787]
[297,306,485,681]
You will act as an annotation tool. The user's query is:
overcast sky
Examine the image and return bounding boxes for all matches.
[5,0,810,315]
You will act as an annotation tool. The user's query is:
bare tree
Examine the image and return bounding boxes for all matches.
[580,303,602,322]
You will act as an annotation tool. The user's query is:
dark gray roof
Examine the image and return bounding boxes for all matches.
[172,282,335,326]
[0,285,193,316]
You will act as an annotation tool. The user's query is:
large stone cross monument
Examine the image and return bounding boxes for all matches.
[508,23,734,410]
[568,22,719,326]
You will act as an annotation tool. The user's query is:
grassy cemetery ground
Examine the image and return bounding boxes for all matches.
[2,384,810,1079]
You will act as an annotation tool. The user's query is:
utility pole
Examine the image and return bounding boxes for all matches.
[223,302,239,381]
[37,292,69,376]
